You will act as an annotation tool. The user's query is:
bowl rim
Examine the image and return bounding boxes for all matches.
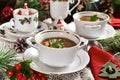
[73,11,110,23]
[34,30,81,50]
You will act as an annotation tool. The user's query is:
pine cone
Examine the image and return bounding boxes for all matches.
[14,38,29,53]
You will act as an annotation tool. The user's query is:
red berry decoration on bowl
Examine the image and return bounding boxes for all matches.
[2,6,13,18]
[18,10,22,15]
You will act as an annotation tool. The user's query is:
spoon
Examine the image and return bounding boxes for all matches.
[86,40,103,51]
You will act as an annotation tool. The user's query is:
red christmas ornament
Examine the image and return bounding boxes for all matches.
[2,6,13,18]
[7,70,14,77]
[15,63,22,70]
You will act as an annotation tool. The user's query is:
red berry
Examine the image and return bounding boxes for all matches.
[16,72,23,79]
[30,74,37,80]
[41,76,47,80]
[19,76,27,80]
[15,63,22,70]
[7,70,14,76]
[29,11,33,15]
[38,72,43,77]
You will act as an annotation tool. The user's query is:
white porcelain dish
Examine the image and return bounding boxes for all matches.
[5,21,48,38]
[30,49,90,74]
[66,22,116,40]
[0,21,48,42]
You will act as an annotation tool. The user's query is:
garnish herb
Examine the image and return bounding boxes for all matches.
[90,15,97,21]
[50,39,65,48]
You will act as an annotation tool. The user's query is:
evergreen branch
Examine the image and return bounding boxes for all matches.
[0,47,17,71]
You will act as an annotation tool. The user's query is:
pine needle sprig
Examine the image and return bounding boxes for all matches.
[0,47,17,71]
[99,31,120,54]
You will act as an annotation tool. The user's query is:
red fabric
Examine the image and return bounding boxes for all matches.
[88,46,120,80]
[109,18,120,28]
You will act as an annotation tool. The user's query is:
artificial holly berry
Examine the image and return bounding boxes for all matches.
[40,76,47,80]
[19,76,27,80]
[38,72,43,77]
[15,63,22,70]
[30,74,37,80]
[16,72,23,79]
[2,6,13,18]
[7,70,14,77]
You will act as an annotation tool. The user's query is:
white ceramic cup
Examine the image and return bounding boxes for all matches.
[50,0,80,25]
[26,30,88,67]
[73,11,110,39]
[10,8,38,33]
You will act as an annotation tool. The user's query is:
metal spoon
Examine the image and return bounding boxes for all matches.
[86,40,103,51]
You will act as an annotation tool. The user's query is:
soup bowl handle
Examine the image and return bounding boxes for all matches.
[78,37,88,49]
[26,37,39,50]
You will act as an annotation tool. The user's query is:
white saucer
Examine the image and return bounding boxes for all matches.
[0,22,16,42]
[5,21,48,38]
[66,22,116,40]
[30,49,90,74]
[0,22,48,42]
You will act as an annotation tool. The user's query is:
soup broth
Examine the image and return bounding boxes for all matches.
[41,37,76,48]
[80,16,103,21]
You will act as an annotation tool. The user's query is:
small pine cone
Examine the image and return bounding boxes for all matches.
[14,38,29,53]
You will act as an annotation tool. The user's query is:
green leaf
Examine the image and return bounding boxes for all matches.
[20,60,33,78]
[90,15,97,21]
[49,39,65,48]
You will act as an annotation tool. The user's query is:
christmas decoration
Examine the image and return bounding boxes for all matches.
[112,0,120,17]
[7,60,33,80]
[6,60,47,80]
[19,17,32,24]
[14,38,29,53]
[15,63,22,70]
[15,0,50,21]
[98,0,113,17]
[99,31,120,53]
[0,47,17,79]
[99,62,120,79]
[2,6,13,18]
[21,3,29,15]
[57,19,62,24]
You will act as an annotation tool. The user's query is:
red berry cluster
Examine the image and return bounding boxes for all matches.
[7,62,47,80]
[7,63,28,80]
[31,70,47,80]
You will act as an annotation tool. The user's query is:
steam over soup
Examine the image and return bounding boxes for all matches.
[41,37,76,48]
[80,16,103,21]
